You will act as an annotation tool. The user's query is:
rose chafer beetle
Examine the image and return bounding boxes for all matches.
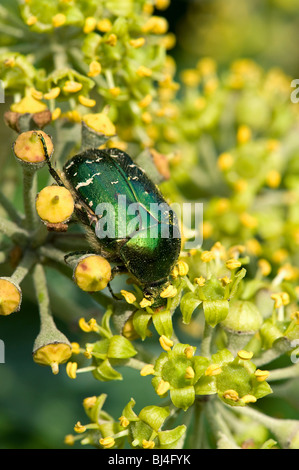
[40,136,181,308]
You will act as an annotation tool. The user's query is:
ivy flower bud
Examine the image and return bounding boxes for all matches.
[0,278,22,316]
[36,186,74,224]
[33,339,72,375]
[14,130,53,166]
[159,335,173,351]
[73,255,111,292]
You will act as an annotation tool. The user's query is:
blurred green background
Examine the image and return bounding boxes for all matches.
[1,0,299,449]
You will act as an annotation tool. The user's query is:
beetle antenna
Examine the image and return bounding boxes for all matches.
[36,132,64,186]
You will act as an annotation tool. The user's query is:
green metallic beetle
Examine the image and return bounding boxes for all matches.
[42,140,181,307]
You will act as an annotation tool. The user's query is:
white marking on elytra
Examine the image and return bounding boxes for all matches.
[75,172,101,189]
[111,181,119,184]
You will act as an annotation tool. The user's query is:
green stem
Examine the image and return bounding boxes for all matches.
[11,250,36,285]
[0,191,24,225]
[22,167,39,230]
[205,399,240,449]
[231,404,299,449]
[254,337,293,367]
[32,263,52,322]
[200,322,214,357]
[0,215,28,244]
[267,362,299,381]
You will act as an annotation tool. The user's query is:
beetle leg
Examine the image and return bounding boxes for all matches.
[107,282,122,300]
[111,265,128,279]
[37,132,64,186]
[64,251,94,265]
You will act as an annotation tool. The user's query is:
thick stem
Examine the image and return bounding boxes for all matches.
[200,322,214,357]
[11,250,36,285]
[267,362,299,381]
[0,190,24,225]
[0,215,28,244]
[22,167,39,230]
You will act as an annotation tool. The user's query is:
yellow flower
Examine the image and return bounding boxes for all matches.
[220,276,232,287]
[88,60,102,77]
[63,80,83,93]
[201,251,215,263]
[129,37,145,48]
[226,259,242,270]
[83,17,97,34]
[180,69,200,87]
[258,259,272,276]
[223,389,239,401]
[11,95,48,114]
[142,439,155,449]
[160,284,177,298]
[71,342,81,354]
[78,95,96,107]
[51,108,62,121]
[119,416,130,428]
[237,350,254,360]
[217,152,234,171]
[139,297,153,308]
[185,366,195,379]
[155,0,170,9]
[176,260,189,276]
[140,364,155,376]
[184,346,195,359]
[105,33,117,46]
[266,169,281,188]
[109,87,121,97]
[254,369,270,382]
[142,16,168,34]
[74,421,86,433]
[26,16,38,26]
[97,18,112,32]
[205,364,222,376]
[237,124,251,144]
[66,362,78,379]
[156,379,170,396]
[64,434,75,446]
[83,396,97,408]
[52,14,66,28]
[78,317,92,333]
[241,395,257,404]
[159,335,173,351]
[137,65,152,77]
[121,290,137,304]
[194,276,206,287]
[271,292,290,309]
[99,437,115,448]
